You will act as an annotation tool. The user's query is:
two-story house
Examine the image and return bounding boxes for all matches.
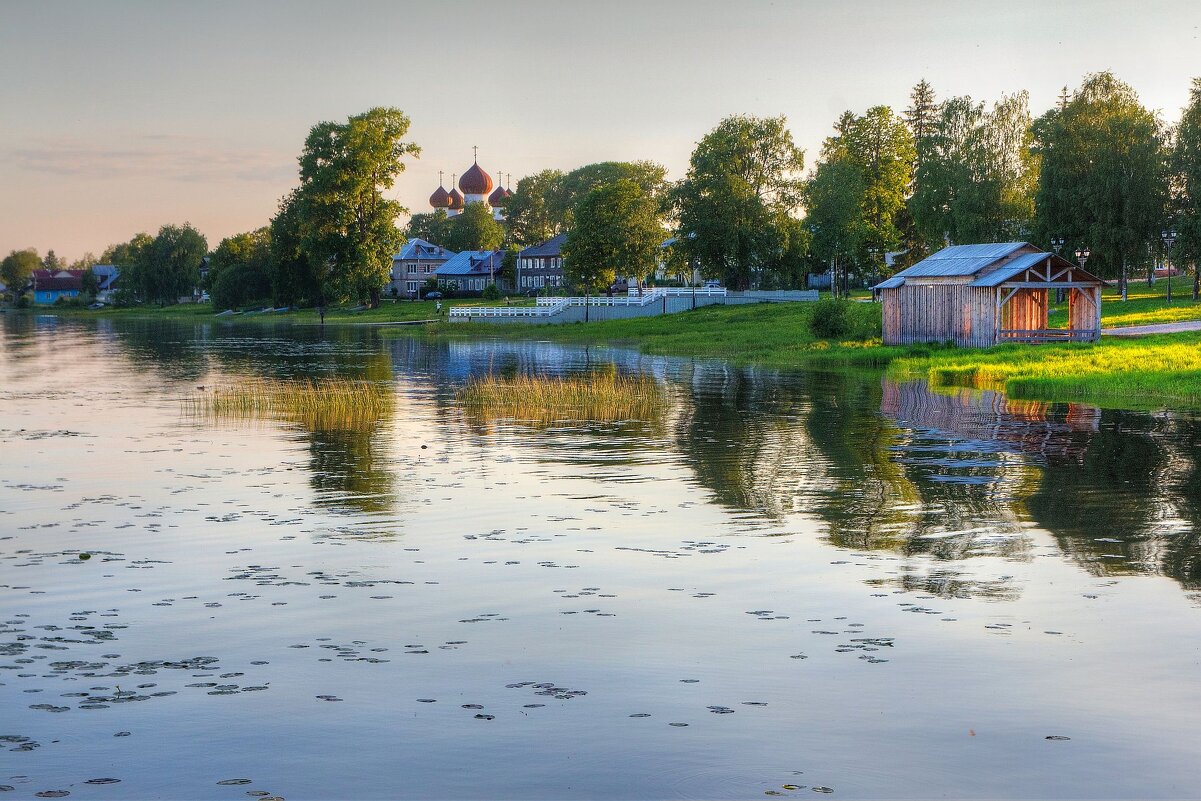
[390,239,456,297]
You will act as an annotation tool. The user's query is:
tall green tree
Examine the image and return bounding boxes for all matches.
[550,161,670,229]
[1173,77,1201,299]
[42,250,64,271]
[125,223,208,305]
[295,107,419,306]
[269,190,323,308]
[207,227,273,309]
[911,92,1038,248]
[444,202,505,252]
[806,106,913,288]
[562,179,664,304]
[673,114,806,289]
[404,209,452,246]
[1,248,40,295]
[1033,72,1169,299]
[503,169,565,246]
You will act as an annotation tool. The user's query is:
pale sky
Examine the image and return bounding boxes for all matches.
[2,0,1200,261]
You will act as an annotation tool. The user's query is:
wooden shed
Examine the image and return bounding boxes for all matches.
[872,243,1104,347]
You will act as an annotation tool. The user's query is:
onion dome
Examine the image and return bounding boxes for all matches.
[459,160,493,195]
[448,186,465,210]
[429,185,450,209]
[488,175,508,207]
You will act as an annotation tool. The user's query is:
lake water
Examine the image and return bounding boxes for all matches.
[2,314,1200,800]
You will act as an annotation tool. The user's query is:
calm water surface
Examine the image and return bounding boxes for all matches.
[2,314,1200,800]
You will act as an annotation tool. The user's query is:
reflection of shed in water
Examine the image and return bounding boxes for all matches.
[880,380,1099,464]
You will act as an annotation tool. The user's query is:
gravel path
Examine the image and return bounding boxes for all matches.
[1103,320,1201,336]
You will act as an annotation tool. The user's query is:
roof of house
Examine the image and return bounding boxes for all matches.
[395,239,455,261]
[435,250,505,277]
[519,233,567,259]
[872,243,1101,290]
[34,275,83,292]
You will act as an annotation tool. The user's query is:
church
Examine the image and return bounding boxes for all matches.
[428,150,511,221]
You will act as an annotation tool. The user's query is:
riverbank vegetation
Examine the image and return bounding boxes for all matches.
[891,332,1201,408]
[456,372,663,425]
[189,377,393,431]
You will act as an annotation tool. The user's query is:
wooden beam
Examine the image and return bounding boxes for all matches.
[998,281,1104,289]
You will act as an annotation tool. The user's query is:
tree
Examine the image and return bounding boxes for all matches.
[911,92,1038,248]
[81,268,99,299]
[806,106,914,290]
[503,169,565,246]
[69,252,98,271]
[562,179,664,310]
[1,249,40,296]
[294,107,419,306]
[1173,77,1201,299]
[673,114,806,289]
[124,223,208,305]
[404,209,453,245]
[1033,72,1169,299]
[550,161,670,229]
[207,228,273,309]
[444,201,504,252]
[269,189,323,308]
[42,250,64,271]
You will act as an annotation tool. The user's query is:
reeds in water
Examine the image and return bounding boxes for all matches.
[189,377,393,431]
[456,373,662,424]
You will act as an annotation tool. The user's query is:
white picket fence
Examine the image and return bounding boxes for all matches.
[450,286,730,319]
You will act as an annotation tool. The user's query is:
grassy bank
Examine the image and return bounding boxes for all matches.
[891,332,1201,409]
[1045,276,1201,329]
[423,301,912,368]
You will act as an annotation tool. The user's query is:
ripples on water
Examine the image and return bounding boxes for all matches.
[1,314,1200,799]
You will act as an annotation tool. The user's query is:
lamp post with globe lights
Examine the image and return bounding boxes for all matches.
[1161,228,1177,303]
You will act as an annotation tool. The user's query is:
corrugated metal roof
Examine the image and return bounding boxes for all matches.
[435,250,504,276]
[967,252,1051,286]
[518,233,566,258]
[889,242,1029,278]
[395,239,455,261]
[873,275,906,289]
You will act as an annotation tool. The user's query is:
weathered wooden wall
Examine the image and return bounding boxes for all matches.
[1001,288,1047,334]
[881,284,998,347]
[1068,287,1101,338]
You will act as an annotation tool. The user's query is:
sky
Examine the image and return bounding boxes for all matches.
[2,0,1200,262]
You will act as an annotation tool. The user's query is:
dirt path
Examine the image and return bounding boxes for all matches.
[1103,320,1201,336]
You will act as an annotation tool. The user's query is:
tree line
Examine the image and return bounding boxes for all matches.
[10,70,1200,309]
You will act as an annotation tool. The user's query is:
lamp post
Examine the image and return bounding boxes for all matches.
[1051,237,1065,303]
[1074,246,1090,270]
[867,246,880,295]
[1161,228,1177,303]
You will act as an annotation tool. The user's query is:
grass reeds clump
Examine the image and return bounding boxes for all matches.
[456,372,663,424]
[190,377,393,431]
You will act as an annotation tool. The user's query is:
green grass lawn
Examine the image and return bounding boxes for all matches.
[891,332,1201,409]
[1044,275,1201,329]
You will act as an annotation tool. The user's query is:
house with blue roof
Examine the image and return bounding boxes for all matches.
[434,250,509,294]
[390,239,455,297]
[871,243,1104,346]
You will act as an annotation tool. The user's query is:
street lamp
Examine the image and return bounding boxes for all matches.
[1050,237,1065,302]
[1074,247,1090,269]
[867,246,880,293]
[1161,228,1177,303]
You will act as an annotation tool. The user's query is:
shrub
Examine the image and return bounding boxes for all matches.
[482,283,501,300]
[809,299,851,339]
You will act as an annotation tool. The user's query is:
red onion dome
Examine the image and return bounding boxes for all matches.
[458,161,493,195]
[488,183,509,206]
[429,185,451,209]
[447,187,465,210]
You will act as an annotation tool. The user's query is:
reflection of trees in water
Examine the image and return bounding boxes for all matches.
[307,425,397,519]
[1026,411,1201,589]
[674,363,830,521]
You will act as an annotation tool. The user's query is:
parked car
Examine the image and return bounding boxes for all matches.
[423,291,443,300]
[703,279,722,288]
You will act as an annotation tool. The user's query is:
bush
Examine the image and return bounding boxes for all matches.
[809,299,851,339]
[481,283,501,300]
[14,294,31,309]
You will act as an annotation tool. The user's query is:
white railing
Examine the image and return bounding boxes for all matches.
[632,286,727,298]
[449,302,568,319]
